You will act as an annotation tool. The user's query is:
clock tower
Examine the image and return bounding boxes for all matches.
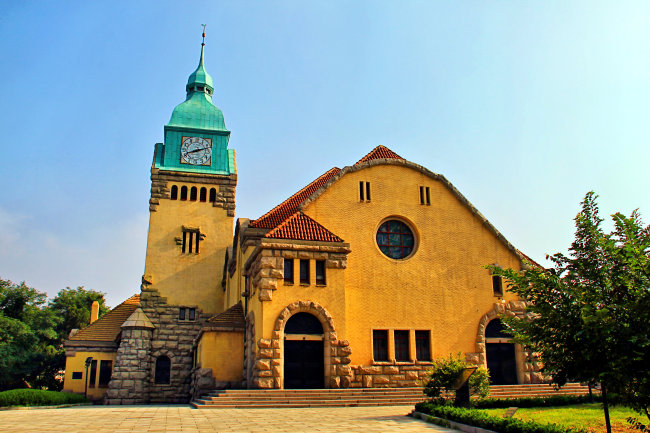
[142,38,236,315]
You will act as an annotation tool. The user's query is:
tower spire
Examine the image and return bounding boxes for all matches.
[201,24,206,47]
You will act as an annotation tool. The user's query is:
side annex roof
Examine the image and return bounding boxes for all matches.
[67,294,140,344]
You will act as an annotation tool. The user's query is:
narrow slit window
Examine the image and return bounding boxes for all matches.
[209,188,217,202]
[299,259,310,284]
[284,258,294,284]
[373,330,388,361]
[170,185,178,200]
[182,232,187,253]
[188,232,194,253]
[425,187,430,205]
[492,275,503,296]
[366,182,371,201]
[179,307,186,320]
[190,187,197,201]
[315,260,326,285]
[180,186,188,200]
[200,187,207,202]
[416,330,431,361]
[188,308,196,321]
[419,186,424,204]
[194,233,199,254]
[359,181,365,201]
[88,359,97,388]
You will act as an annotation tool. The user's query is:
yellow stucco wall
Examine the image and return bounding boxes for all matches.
[63,351,117,400]
[299,163,522,364]
[197,331,244,382]
[144,181,233,314]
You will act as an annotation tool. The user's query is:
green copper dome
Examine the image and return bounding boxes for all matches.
[167,45,226,131]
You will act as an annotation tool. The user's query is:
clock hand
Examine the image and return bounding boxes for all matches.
[186,146,210,154]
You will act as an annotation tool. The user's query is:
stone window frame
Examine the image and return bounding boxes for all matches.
[375,217,418,261]
[151,349,176,386]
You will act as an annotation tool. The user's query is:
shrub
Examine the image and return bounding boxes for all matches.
[0,389,88,407]
[473,394,602,409]
[415,402,588,433]
[423,353,490,403]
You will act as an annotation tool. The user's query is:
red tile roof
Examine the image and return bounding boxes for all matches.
[355,145,404,165]
[68,294,140,342]
[517,250,545,270]
[206,302,245,327]
[265,211,343,242]
[250,167,341,229]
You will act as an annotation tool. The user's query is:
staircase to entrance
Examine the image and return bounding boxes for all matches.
[191,383,593,408]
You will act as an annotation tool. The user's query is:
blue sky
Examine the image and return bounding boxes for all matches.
[1,1,648,307]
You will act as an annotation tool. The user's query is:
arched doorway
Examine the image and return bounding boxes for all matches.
[485,319,517,385]
[284,312,324,389]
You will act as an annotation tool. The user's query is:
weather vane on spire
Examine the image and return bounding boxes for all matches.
[201,24,206,47]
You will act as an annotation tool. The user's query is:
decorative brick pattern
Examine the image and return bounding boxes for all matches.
[250,301,352,389]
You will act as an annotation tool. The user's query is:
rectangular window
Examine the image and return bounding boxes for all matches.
[179,307,186,320]
[315,260,326,285]
[72,371,82,380]
[394,330,410,361]
[419,186,430,205]
[360,181,371,202]
[416,330,431,361]
[98,360,112,388]
[88,360,97,388]
[492,275,503,296]
[284,258,294,284]
[373,330,388,361]
[188,308,196,321]
[300,259,310,284]
[181,229,201,254]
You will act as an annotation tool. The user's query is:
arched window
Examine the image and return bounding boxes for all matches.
[209,188,217,203]
[170,185,178,200]
[190,187,197,201]
[155,356,171,384]
[285,312,323,335]
[200,187,207,202]
[486,319,513,339]
[180,186,188,201]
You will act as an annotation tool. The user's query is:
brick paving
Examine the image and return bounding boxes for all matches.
[0,405,453,432]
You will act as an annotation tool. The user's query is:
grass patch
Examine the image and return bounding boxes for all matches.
[481,403,644,433]
[0,389,88,407]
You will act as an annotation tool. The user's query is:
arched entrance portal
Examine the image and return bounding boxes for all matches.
[485,319,517,385]
[284,312,324,389]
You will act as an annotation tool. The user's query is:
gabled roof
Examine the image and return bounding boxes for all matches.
[355,145,404,165]
[250,167,341,229]
[68,295,140,343]
[206,301,245,328]
[265,211,343,242]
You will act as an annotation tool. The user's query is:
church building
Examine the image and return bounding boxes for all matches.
[63,38,543,404]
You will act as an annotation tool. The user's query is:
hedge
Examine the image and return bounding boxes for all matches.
[415,402,588,433]
[473,394,601,409]
[0,389,88,407]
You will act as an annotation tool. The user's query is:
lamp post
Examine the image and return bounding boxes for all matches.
[84,357,93,399]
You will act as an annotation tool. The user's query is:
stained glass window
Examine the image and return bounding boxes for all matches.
[376,220,415,259]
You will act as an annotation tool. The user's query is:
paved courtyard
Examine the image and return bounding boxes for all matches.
[0,405,453,433]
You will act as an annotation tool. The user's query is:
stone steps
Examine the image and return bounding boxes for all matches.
[191,383,593,408]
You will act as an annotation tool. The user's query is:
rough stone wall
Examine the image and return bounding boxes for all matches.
[149,168,237,216]
[189,367,216,400]
[244,312,256,388]
[349,364,430,388]
[105,327,153,404]
[467,300,546,384]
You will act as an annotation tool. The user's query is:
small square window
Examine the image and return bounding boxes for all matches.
[179,308,186,320]
[284,258,294,284]
[315,260,326,285]
[72,371,83,380]
[419,186,431,205]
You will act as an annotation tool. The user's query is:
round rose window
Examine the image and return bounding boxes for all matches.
[376,220,415,259]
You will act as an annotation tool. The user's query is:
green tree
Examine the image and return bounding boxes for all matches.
[489,192,650,433]
[48,286,108,341]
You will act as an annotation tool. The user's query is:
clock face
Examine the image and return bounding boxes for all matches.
[180,136,212,165]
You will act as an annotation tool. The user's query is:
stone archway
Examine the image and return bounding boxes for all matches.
[251,301,352,389]
[468,301,545,384]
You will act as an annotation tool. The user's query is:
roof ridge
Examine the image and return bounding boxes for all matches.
[355,145,404,165]
[250,167,341,229]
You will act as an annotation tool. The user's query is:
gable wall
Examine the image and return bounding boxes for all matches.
[304,163,522,364]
